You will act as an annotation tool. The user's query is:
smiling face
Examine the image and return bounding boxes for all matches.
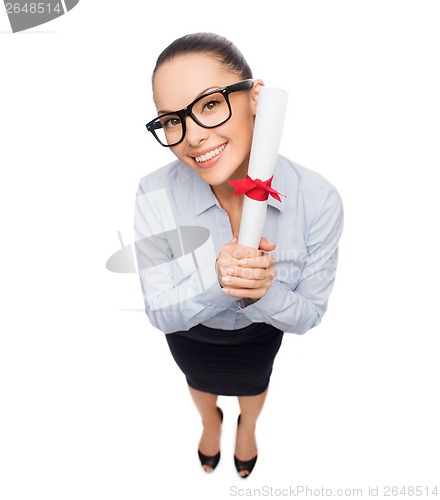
[152,53,263,189]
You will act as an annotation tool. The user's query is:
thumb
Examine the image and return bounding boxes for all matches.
[259,236,276,251]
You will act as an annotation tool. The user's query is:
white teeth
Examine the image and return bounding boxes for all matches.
[195,144,226,163]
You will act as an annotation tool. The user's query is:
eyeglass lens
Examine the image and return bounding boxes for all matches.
[154,91,231,146]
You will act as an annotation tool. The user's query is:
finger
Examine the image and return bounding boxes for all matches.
[223,267,266,282]
[220,275,260,289]
[228,266,267,280]
[231,246,262,261]
[235,253,275,269]
[221,286,265,299]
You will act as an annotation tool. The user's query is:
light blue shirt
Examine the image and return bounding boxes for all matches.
[133,155,343,335]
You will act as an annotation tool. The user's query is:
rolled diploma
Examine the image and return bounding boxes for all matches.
[237,86,288,248]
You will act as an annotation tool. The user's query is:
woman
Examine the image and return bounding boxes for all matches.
[134,32,343,478]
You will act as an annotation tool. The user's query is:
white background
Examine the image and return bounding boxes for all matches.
[1,1,439,499]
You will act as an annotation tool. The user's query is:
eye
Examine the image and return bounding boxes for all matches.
[161,116,181,129]
[203,99,222,112]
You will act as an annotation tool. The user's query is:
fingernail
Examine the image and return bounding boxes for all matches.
[222,276,231,283]
[226,267,234,274]
[222,288,229,294]
[238,260,247,266]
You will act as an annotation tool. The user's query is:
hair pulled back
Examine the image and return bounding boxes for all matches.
[152,32,253,83]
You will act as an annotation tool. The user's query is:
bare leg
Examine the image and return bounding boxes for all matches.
[188,386,222,472]
[235,387,269,477]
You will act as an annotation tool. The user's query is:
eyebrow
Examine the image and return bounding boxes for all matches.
[157,85,221,115]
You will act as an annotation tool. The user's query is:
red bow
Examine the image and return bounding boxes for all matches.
[228,175,285,202]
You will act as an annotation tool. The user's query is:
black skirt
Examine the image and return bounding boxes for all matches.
[165,322,284,396]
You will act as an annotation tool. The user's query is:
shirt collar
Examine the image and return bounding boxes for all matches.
[192,158,286,216]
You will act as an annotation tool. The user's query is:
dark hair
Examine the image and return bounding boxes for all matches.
[152,32,253,83]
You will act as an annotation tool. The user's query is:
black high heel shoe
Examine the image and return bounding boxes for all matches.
[198,406,223,472]
[234,414,258,478]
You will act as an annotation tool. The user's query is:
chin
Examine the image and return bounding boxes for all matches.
[207,161,243,180]
[198,170,232,186]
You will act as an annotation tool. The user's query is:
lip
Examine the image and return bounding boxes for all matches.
[189,143,227,169]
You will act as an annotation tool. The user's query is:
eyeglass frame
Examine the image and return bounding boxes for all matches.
[146,79,254,147]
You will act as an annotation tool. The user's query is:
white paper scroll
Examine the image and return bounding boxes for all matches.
[237,86,288,248]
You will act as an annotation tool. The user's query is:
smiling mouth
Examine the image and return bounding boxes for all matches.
[193,143,227,163]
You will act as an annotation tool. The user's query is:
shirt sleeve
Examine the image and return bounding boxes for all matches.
[133,182,237,334]
[239,185,344,334]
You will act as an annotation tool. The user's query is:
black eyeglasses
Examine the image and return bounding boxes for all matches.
[146,79,254,147]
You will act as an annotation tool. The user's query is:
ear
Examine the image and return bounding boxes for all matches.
[250,79,265,114]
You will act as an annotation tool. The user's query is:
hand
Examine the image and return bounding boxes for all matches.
[215,234,277,300]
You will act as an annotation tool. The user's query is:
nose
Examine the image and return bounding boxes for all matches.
[184,116,209,146]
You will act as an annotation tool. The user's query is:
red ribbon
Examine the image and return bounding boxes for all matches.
[228,175,286,202]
